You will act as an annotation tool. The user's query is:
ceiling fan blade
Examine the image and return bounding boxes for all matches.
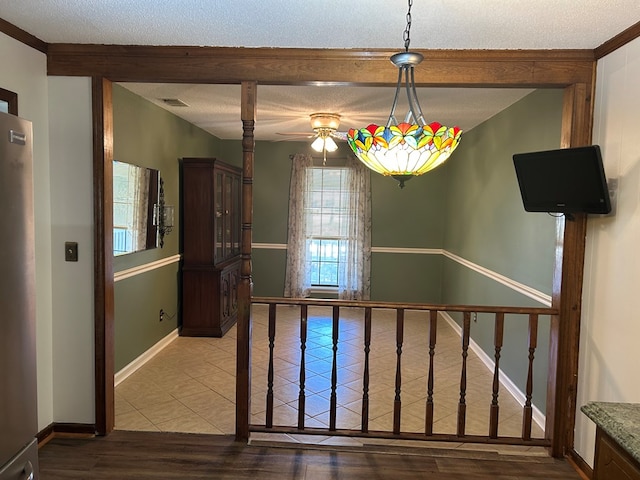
[275,132,315,137]
[331,131,348,141]
[272,132,316,142]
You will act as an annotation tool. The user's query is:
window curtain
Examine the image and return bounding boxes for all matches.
[284,153,372,300]
[284,153,313,298]
[338,156,371,300]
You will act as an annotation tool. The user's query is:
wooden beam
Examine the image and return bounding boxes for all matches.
[546,82,594,457]
[236,81,256,442]
[92,77,115,436]
[46,44,595,87]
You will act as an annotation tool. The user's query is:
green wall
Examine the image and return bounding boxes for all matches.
[441,89,564,412]
[443,89,562,294]
[216,139,450,300]
[113,84,222,371]
[112,86,564,416]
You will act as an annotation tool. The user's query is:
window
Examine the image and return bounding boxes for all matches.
[306,167,350,287]
[284,154,371,300]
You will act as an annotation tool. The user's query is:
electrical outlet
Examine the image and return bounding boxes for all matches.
[159,309,165,322]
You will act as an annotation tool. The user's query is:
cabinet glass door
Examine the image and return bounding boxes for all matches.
[224,174,232,258]
[215,171,223,261]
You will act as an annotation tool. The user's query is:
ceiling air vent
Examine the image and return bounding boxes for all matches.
[161,98,189,107]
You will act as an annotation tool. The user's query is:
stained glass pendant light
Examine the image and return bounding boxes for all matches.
[346,0,462,188]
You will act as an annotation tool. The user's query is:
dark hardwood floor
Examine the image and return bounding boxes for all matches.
[38,431,583,479]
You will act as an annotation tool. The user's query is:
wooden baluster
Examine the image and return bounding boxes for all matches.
[393,309,404,434]
[457,312,471,437]
[297,304,308,430]
[266,303,276,428]
[361,307,372,433]
[523,314,538,440]
[329,305,340,431]
[425,310,438,435]
[489,312,504,438]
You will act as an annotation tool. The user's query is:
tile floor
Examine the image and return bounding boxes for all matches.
[116,304,544,447]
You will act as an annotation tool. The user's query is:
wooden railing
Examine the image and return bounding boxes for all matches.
[248,297,558,447]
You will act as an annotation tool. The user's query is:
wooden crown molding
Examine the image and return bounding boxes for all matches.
[595,20,640,59]
[0,17,47,53]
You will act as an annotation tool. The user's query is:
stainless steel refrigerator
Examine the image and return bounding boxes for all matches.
[0,111,39,480]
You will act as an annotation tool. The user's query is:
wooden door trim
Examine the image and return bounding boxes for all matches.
[92,77,115,435]
[85,47,596,454]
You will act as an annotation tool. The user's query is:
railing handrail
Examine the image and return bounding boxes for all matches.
[251,296,557,316]
[248,296,555,448]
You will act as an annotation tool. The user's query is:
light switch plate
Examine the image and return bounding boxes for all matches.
[65,242,78,262]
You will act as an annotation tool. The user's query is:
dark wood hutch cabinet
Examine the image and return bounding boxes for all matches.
[180,158,242,337]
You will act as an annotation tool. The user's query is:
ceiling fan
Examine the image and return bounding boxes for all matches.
[277,113,348,161]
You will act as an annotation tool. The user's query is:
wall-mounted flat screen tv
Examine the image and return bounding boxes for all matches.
[513,145,611,214]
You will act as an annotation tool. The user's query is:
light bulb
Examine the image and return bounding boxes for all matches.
[324,136,338,152]
[310,136,324,152]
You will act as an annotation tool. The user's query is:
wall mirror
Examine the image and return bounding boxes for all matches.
[113,160,159,255]
[0,87,18,115]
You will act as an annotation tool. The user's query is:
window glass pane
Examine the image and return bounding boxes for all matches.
[305,166,354,287]
[308,239,319,261]
[323,191,341,209]
[309,261,320,285]
[319,262,338,286]
[308,191,323,208]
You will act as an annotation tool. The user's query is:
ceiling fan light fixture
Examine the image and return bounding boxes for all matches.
[346,0,462,188]
[310,113,341,131]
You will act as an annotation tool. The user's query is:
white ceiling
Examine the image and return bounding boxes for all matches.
[3,1,638,49]
[3,1,638,140]
[120,83,534,141]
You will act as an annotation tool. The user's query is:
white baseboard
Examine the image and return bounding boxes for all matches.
[440,312,546,431]
[114,329,179,386]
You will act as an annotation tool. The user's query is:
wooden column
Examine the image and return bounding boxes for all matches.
[546,82,594,457]
[92,77,115,436]
[235,81,256,442]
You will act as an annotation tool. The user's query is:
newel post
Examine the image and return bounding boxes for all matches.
[236,81,256,442]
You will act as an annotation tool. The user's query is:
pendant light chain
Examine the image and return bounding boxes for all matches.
[403,0,413,52]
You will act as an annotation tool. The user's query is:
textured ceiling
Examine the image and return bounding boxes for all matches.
[3,1,637,140]
[120,83,534,141]
[2,0,638,49]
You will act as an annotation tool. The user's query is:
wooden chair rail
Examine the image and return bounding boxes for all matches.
[248,297,556,448]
